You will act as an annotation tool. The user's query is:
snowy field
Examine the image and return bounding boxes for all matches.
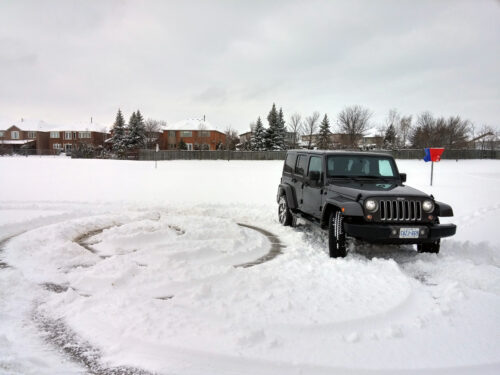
[0,156,499,375]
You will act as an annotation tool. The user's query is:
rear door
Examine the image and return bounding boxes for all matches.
[293,154,308,210]
[302,155,324,217]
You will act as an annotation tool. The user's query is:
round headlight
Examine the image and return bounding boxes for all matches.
[364,199,378,212]
[422,200,434,212]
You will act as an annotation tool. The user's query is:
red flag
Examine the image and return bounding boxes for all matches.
[429,148,444,162]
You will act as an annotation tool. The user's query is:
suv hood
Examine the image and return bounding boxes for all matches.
[326,181,429,200]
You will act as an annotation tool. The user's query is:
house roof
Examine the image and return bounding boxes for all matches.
[163,118,222,132]
[0,139,35,145]
[0,118,108,133]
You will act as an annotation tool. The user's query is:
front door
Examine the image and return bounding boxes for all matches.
[302,155,324,217]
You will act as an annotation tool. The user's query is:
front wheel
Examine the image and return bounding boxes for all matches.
[328,211,347,258]
[278,195,293,226]
[417,240,440,254]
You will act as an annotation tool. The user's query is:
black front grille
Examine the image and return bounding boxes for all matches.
[379,200,422,221]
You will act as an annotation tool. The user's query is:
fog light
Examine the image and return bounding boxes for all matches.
[392,230,397,235]
[428,215,434,220]
[421,230,425,235]
[366,215,372,220]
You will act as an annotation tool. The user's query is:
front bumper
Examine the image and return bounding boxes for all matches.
[343,223,457,243]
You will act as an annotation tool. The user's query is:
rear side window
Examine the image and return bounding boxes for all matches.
[295,155,308,176]
[284,154,295,173]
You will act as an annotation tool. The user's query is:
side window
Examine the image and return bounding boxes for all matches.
[284,154,295,174]
[308,156,322,176]
[294,155,308,176]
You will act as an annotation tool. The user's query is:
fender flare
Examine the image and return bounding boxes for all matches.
[321,199,364,228]
[435,201,454,217]
[277,184,298,210]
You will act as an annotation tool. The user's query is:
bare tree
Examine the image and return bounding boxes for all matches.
[224,126,239,151]
[398,115,413,148]
[144,118,165,149]
[337,105,372,148]
[288,113,303,149]
[304,111,320,149]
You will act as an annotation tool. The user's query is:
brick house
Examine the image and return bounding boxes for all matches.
[0,119,108,154]
[47,127,107,153]
[159,119,226,151]
[0,123,49,154]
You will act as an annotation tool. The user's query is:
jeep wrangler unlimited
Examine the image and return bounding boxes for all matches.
[277,151,457,257]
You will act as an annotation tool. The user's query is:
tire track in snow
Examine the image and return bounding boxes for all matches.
[33,312,158,375]
[234,223,285,268]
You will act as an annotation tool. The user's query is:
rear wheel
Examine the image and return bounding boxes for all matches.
[278,195,293,226]
[328,210,347,258]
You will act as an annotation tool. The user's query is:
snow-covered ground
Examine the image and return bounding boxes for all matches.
[0,157,499,375]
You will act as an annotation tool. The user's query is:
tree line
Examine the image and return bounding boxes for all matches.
[110,109,166,157]
[243,104,497,151]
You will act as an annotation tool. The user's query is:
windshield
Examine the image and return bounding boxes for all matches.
[327,155,398,178]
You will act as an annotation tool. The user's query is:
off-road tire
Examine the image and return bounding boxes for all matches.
[417,240,440,254]
[418,218,440,254]
[278,195,293,226]
[328,210,347,258]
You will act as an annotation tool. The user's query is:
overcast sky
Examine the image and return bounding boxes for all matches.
[1,0,499,132]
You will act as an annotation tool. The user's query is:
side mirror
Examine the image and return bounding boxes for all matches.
[309,170,321,182]
[400,173,407,183]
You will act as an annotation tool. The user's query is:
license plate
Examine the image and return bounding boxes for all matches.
[399,228,420,239]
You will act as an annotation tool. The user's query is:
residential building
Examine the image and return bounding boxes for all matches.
[159,119,226,151]
[0,119,108,154]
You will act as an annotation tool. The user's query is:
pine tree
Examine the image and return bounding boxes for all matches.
[111,109,127,158]
[274,107,287,150]
[265,103,279,150]
[384,124,397,148]
[251,117,266,151]
[317,114,331,150]
[126,110,146,149]
[179,139,187,150]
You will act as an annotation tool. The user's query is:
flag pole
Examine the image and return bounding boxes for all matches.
[430,161,434,186]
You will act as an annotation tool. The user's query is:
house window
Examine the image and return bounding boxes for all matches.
[79,132,91,139]
[27,131,36,138]
[186,143,193,151]
[11,131,20,139]
[180,131,192,137]
[53,143,61,149]
[50,131,60,138]
[0,131,4,137]
[64,144,72,152]
[199,131,210,137]
[64,132,72,140]
[168,131,176,137]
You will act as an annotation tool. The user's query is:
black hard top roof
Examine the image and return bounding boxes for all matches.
[286,150,394,158]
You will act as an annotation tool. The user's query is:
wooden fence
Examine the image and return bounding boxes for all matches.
[139,149,499,161]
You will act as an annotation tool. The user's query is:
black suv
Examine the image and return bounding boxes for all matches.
[277,151,457,257]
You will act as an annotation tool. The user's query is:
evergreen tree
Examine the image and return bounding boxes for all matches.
[384,124,397,148]
[251,117,266,151]
[126,110,146,149]
[317,114,331,149]
[264,103,279,150]
[111,109,127,158]
[274,107,287,150]
[179,139,187,150]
